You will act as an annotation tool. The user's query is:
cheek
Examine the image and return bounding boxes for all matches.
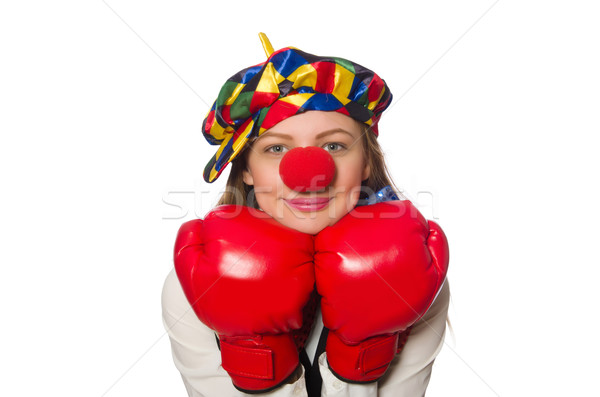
[333,158,367,190]
[247,156,280,186]
[330,167,364,213]
[250,165,283,200]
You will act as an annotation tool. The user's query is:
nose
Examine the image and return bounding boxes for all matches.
[279,147,336,192]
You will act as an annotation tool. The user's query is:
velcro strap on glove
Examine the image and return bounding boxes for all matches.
[220,339,274,379]
[326,331,400,382]
[217,334,300,393]
[357,334,398,376]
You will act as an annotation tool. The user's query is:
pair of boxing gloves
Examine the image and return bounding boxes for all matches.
[174,200,449,393]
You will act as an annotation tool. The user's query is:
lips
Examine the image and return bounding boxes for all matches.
[284,197,332,212]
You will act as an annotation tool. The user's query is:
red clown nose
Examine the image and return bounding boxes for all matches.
[279,147,336,192]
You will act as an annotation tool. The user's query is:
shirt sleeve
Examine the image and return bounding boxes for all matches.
[317,282,451,397]
[161,268,309,397]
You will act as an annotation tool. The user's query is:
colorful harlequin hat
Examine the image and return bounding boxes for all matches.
[202,33,393,183]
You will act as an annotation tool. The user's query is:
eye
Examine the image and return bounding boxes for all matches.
[324,143,346,152]
[265,145,288,154]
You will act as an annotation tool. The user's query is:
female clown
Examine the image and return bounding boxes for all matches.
[162,34,451,397]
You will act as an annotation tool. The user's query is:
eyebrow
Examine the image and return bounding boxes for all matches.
[255,132,293,141]
[316,128,355,139]
[256,128,356,142]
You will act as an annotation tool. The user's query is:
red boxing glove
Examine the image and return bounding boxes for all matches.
[174,205,315,393]
[314,200,449,383]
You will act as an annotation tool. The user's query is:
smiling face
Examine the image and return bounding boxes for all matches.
[242,111,371,235]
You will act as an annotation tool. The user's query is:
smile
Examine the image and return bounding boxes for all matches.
[284,197,332,212]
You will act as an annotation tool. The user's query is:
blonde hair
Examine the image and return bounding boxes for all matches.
[216,124,401,207]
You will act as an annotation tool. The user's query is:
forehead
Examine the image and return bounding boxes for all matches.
[259,111,363,140]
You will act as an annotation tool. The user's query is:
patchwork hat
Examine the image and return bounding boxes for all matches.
[202,33,393,183]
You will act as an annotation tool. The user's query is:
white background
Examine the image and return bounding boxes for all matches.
[1,1,599,396]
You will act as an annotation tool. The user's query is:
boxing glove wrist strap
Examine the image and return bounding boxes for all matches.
[326,332,399,383]
[220,340,275,379]
[219,333,300,393]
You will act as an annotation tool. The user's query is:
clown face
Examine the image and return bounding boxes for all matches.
[243,111,371,235]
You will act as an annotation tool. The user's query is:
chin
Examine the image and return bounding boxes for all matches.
[261,200,354,235]
[274,215,333,235]
[290,220,329,235]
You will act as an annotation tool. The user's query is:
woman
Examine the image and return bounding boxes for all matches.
[162,34,450,397]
